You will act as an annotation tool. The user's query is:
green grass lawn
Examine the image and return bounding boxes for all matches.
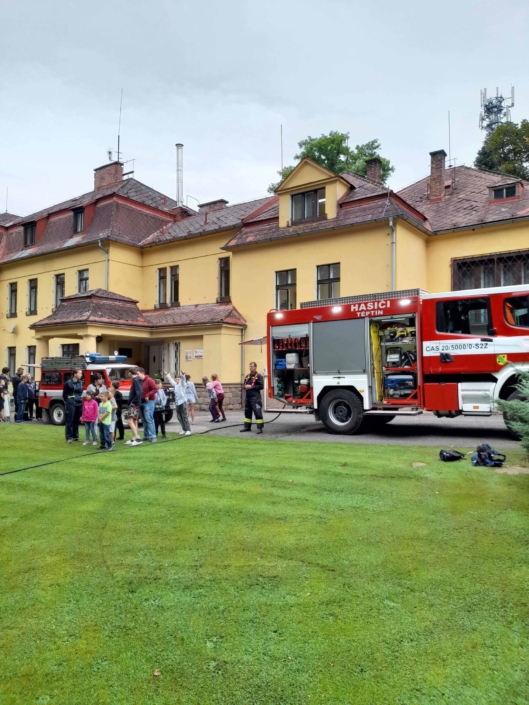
[1,425,528,705]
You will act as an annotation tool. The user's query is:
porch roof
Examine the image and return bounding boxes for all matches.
[31,289,246,331]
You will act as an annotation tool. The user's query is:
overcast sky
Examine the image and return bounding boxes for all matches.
[1,0,528,216]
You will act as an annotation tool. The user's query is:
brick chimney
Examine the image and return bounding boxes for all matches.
[365,157,382,183]
[94,161,124,191]
[429,150,447,202]
[198,199,228,213]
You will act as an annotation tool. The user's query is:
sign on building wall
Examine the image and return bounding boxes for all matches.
[185,349,192,361]
[194,349,203,359]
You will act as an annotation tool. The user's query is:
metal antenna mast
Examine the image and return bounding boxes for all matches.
[479,86,514,136]
[117,88,123,162]
[280,125,284,171]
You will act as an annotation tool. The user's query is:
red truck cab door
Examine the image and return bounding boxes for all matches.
[422,294,496,374]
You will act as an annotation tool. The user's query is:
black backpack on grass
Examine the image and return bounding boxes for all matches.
[439,449,465,462]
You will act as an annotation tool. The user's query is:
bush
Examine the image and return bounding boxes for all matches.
[497,373,529,453]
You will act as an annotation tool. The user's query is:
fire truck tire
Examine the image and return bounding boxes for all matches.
[320,389,363,435]
[49,402,66,426]
[503,390,523,439]
[164,410,173,424]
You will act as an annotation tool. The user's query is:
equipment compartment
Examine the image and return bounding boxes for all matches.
[370,315,418,404]
[270,323,312,403]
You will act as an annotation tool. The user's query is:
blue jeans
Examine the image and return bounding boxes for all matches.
[84,422,97,442]
[16,400,26,423]
[140,400,156,439]
[100,424,111,448]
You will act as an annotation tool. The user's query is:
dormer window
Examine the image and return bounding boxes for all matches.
[23,222,36,247]
[73,208,85,233]
[492,184,518,201]
[291,188,325,223]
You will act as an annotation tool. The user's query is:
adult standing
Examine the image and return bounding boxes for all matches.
[0,367,9,422]
[112,381,125,441]
[125,369,143,446]
[63,368,84,442]
[26,375,36,420]
[240,362,264,434]
[210,373,226,421]
[11,367,23,416]
[0,379,6,423]
[136,368,157,443]
[15,375,29,424]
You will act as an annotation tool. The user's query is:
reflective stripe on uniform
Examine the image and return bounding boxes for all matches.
[256,419,264,424]
[244,418,252,423]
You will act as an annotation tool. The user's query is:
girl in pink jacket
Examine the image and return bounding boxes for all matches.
[210,374,226,421]
[81,391,99,445]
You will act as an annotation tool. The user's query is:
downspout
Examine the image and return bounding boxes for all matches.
[98,240,109,290]
[389,217,396,291]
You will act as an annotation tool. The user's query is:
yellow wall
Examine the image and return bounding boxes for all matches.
[395,220,428,291]
[141,231,234,309]
[426,221,529,292]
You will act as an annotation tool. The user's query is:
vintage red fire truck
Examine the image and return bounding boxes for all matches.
[37,353,174,425]
[266,285,529,435]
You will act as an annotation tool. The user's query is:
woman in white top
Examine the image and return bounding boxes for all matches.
[185,374,198,423]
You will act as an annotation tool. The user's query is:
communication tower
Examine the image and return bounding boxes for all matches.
[479,87,515,136]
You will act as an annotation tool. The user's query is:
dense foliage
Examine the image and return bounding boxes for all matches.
[268,131,394,192]
[475,120,529,180]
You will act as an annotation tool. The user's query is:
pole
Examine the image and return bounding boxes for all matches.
[280,125,283,171]
[448,111,451,165]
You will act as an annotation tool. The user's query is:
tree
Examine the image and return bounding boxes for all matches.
[268,131,394,193]
[497,374,529,452]
[474,120,529,180]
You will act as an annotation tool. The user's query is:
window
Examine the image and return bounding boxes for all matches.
[118,347,133,358]
[170,266,179,306]
[291,188,326,222]
[78,269,89,293]
[27,346,36,366]
[23,222,36,247]
[27,279,38,315]
[8,282,17,317]
[54,273,65,309]
[276,269,297,310]
[61,344,80,357]
[436,297,491,336]
[73,208,84,233]
[42,372,62,386]
[505,296,529,328]
[492,184,518,200]
[317,263,340,300]
[7,347,16,373]
[158,268,167,305]
[218,258,230,301]
[453,250,529,290]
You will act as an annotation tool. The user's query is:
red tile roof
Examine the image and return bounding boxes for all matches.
[31,290,246,330]
[397,165,529,232]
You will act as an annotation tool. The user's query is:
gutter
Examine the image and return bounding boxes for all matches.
[431,214,529,235]
[98,240,109,289]
[389,216,396,291]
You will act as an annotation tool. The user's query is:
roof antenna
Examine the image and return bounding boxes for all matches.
[117,88,123,162]
[280,125,284,171]
[5,187,8,213]
[448,111,451,165]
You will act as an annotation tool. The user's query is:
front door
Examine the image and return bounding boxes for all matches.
[147,344,162,378]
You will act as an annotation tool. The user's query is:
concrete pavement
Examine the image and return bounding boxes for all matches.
[168,409,518,449]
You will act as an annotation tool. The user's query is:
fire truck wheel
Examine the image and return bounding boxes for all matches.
[49,402,66,426]
[503,390,523,439]
[320,389,363,435]
[163,410,173,424]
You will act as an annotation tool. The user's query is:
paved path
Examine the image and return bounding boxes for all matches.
[168,409,518,449]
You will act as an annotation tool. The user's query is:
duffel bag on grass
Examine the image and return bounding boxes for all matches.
[439,449,465,462]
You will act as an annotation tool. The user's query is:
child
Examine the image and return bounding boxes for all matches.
[210,373,226,421]
[108,386,118,449]
[163,369,191,436]
[154,379,167,439]
[185,374,197,424]
[98,391,113,451]
[81,391,99,446]
[203,376,221,422]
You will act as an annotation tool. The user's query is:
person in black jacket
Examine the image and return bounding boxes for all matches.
[112,381,125,441]
[63,368,84,442]
[16,375,29,423]
[11,368,23,415]
[125,369,143,446]
[240,362,264,434]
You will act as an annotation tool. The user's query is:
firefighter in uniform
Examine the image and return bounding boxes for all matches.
[63,368,84,442]
[240,361,264,434]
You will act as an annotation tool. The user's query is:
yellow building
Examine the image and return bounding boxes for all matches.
[1,151,529,408]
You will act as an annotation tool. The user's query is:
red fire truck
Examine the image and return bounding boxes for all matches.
[267,285,529,435]
[37,353,174,425]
